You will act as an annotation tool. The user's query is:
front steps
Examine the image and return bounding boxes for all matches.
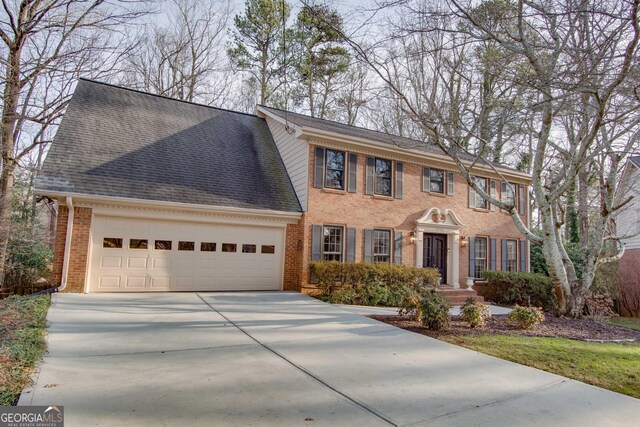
[437,284,485,306]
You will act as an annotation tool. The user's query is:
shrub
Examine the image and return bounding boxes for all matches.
[507,305,545,330]
[310,261,440,307]
[419,291,450,330]
[460,298,491,328]
[481,271,556,311]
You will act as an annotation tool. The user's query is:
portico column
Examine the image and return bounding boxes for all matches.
[452,231,460,288]
[415,231,424,267]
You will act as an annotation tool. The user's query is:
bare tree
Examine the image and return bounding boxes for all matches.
[119,0,232,104]
[331,0,640,314]
[0,0,149,283]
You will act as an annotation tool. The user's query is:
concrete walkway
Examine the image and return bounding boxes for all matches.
[21,292,639,426]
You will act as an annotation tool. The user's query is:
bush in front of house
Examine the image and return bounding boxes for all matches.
[460,297,491,328]
[310,261,440,307]
[507,305,545,330]
[419,290,451,330]
[480,271,556,311]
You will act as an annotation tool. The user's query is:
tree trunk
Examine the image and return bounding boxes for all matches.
[539,204,570,314]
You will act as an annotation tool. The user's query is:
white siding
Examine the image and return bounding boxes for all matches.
[618,167,640,249]
[266,116,309,210]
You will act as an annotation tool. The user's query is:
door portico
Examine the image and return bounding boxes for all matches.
[414,208,464,288]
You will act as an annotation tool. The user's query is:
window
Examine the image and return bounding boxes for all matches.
[103,238,122,248]
[373,229,391,263]
[501,181,515,206]
[129,239,147,249]
[242,244,256,253]
[154,240,172,250]
[430,168,445,193]
[261,245,275,254]
[506,240,518,272]
[323,226,344,261]
[472,176,488,209]
[222,243,237,253]
[178,241,195,251]
[325,149,345,189]
[474,237,488,278]
[374,158,392,196]
[200,242,216,252]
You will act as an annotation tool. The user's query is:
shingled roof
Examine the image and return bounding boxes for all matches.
[630,156,640,169]
[36,79,302,213]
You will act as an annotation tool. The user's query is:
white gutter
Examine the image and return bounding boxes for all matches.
[58,196,74,292]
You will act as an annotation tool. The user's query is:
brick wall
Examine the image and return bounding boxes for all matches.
[299,144,529,291]
[283,219,305,291]
[51,205,93,293]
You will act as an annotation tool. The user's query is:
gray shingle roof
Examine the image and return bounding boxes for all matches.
[36,79,302,212]
[259,105,521,172]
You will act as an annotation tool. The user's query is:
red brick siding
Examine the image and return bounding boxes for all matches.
[51,206,93,293]
[283,219,305,291]
[298,145,529,291]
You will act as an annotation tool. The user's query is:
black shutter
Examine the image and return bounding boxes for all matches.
[468,237,476,277]
[346,228,356,262]
[394,231,402,264]
[365,157,374,195]
[395,162,403,199]
[501,239,508,270]
[519,185,526,215]
[314,147,325,188]
[520,240,527,272]
[447,171,454,195]
[311,225,322,261]
[364,229,373,262]
[490,238,496,271]
[347,153,358,193]
[422,167,430,192]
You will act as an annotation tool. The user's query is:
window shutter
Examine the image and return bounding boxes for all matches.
[468,237,476,277]
[490,238,497,271]
[347,153,358,193]
[447,171,454,195]
[346,227,356,262]
[394,231,403,264]
[311,225,322,261]
[364,229,373,262]
[501,239,508,270]
[469,182,477,208]
[520,240,527,272]
[314,147,325,189]
[395,162,403,199]
[519,185,526,215]
[422,167,430,192]
[365,157,374,195]
[490,180,498,211]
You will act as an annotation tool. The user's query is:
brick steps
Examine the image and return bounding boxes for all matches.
[435,285,485,306]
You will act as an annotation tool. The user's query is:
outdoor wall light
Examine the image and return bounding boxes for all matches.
[460,235,468,247]
[409,231,416,244]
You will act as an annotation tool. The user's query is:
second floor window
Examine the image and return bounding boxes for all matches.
[430,168,445,193]
[472,176,488,209]
[325,149,345,189]
[501,181,515,207]
[506,240,518,272]
[375,158,392,196]
[323,225,344,262]
[474,237,488,278]
[373,229,391,263]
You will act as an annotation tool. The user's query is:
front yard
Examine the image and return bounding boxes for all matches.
[373,314,640,399]
[0,295,50,405]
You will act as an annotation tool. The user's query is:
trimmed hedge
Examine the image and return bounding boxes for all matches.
[480,271,556,311]
[310,261,440,307]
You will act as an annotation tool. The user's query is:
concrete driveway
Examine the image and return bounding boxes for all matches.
[20,292,639,426]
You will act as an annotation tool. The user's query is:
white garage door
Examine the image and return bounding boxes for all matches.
[88,215,285,292]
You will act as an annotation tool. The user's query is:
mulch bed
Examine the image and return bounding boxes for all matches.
[370,314,640,342]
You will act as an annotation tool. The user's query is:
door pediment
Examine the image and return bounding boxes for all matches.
[416,208,464,230]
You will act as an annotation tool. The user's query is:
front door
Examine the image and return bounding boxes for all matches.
[423,233,447,284]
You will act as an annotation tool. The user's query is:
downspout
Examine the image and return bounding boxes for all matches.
[58,197,74,292]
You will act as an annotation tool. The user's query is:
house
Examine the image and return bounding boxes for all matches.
[616,156,640,315]
[35,79,531,294]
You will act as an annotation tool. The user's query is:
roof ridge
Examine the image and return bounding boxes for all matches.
[79,78,260,118]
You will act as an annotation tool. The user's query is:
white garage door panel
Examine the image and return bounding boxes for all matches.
[89,216,284,292]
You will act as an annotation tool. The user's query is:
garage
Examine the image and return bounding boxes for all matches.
[88,215,285,292]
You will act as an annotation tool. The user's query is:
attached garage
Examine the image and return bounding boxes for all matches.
[88,215,286,292]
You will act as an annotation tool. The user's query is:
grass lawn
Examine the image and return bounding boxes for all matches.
[608,317,640,331]
[441,334,640,398]
[0,295,50,405]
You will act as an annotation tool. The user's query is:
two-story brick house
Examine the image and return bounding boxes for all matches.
[36,79,531,295]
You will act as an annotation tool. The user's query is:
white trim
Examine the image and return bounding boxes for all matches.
[58,197,74,292]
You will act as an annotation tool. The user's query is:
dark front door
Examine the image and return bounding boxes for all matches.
[423,233,447,284]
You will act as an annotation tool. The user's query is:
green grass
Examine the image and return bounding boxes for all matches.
[441,334,640,398]
[608,317,640,331]
[0,295,50,405]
